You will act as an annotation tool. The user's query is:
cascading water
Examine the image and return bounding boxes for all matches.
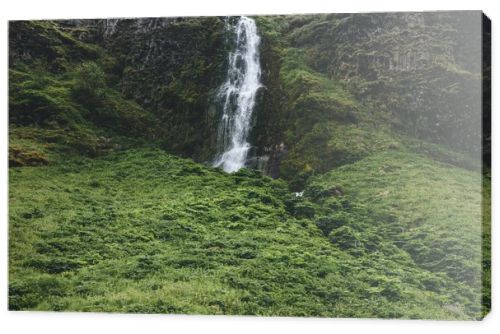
[212,16,262,173]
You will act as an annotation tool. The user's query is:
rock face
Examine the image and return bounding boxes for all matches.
[64,17,230,161]
[244,12,485,182]
[284,12,482,156]
[9,13,486,177]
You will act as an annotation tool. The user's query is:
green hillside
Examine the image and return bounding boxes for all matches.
[8,13,490,319]
[8,149,485,318]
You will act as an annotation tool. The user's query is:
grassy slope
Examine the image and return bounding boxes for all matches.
[9,148,484,318]
[9,21,163,167]
[307,150,486,316]
[9,68,157,163]
[8,17,489,319]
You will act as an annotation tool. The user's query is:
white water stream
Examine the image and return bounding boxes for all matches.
[213,16,262,173]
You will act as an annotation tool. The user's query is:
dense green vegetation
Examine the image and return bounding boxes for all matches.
[8,13,489,319]
[8,149,485,318]
[9,21,162,166]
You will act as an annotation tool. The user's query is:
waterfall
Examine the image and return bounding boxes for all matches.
[212,16,262,173]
